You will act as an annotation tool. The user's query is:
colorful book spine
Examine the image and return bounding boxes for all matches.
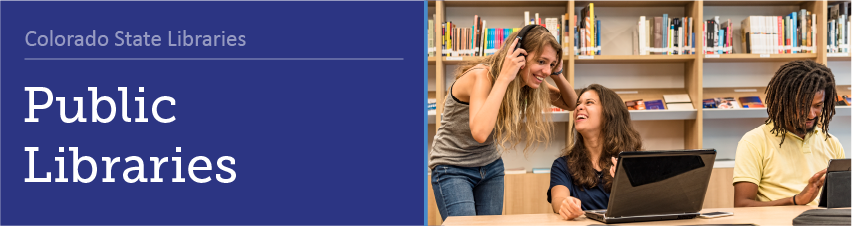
[595,20,601,55]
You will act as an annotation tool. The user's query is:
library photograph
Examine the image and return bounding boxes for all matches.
[426,0,852,225]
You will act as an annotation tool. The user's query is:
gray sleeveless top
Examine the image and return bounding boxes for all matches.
[429,68,499,170]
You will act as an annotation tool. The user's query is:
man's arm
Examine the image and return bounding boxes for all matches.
[734,169,827,207]
[734,182,794,207]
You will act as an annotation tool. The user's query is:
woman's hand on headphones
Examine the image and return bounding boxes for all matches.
[499,38,527,83]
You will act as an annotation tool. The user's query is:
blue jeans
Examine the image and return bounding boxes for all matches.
[431,158,504,221]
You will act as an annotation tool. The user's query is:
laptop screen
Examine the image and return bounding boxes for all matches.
[606,150,716,218]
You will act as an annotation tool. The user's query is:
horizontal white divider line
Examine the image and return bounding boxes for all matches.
[25,58,404,61]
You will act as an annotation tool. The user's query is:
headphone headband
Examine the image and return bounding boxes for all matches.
[514,24,549,54]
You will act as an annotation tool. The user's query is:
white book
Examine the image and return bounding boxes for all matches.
[532,168,551,174]
[753,16,766,53]
[667,103,695,110]
[535,13,539,25]
[769,15,775,53]
[505,167,526,174]
[646,19,652,55]
[663,94,692,103]
[633,25,639,55]
[639,16,647,55]
[762,16,768,54]
[525,11,530,25]
[812,14,817,53]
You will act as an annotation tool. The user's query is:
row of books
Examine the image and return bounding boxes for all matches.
[828,2,851,53]
[433,12,565,57]
[633,15,696,55]
[737,11,818,54]
[624,94,695,110]
[702,96,764,109]
[575,3,601,55]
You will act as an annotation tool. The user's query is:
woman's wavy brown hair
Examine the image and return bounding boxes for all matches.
[560,84,642,192]
[455,26,562,155]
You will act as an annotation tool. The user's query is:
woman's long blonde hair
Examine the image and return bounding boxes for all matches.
[455,26,563,154]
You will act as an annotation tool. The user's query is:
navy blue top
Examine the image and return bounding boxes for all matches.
[547,156,610,210]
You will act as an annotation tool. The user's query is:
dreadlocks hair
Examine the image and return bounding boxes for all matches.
[764,60,836,146]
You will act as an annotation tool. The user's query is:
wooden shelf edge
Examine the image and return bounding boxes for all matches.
[703,108,768,119]
[573,55,696,64]
[703,1,810,7]
[703,53,817,62]
[629,109,698,121]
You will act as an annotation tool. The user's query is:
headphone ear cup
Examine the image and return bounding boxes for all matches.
[515,24,536,57]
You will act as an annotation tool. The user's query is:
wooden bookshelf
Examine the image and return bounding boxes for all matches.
[427,1,850,225]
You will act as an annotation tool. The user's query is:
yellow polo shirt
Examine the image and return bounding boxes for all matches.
[733,122,845,205]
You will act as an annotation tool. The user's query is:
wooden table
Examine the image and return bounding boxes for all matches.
[443,205,824,225]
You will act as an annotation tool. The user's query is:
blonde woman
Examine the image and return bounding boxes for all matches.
[429,25,577,220]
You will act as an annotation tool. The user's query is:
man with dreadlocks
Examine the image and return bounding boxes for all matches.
[732,60,846,207]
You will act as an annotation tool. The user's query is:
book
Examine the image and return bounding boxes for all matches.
[532,168,551,174]
[625,99,646,110]
[718,97,741,109]
[596,19,601,55]
[663,94,692,103]
[505,167,526,174]
[428,99,437,114]
[646,18,652,55]
[667,103,694,110]
[633,25,639,55]
[654,17,662,55]
[702,98,718,108]
[663,14,668,54]
[645,99,666,110]
[836,95,850,106]
[738,96,765,108]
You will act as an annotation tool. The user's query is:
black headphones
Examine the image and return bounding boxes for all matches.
[514,24,549,57]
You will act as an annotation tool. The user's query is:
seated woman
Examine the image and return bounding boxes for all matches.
[547,84,643,220]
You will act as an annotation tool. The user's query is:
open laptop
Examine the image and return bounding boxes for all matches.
[585,149,716,224]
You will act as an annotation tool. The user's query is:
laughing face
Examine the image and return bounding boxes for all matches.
[520,44,557,89]
[574,90,603,135]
